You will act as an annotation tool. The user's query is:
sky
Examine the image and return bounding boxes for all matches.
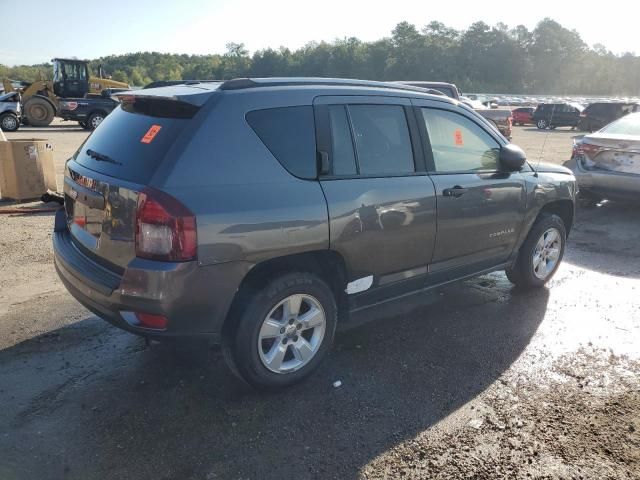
[1,0,637,66]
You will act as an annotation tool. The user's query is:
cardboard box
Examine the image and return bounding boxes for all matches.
[0,139,57,201]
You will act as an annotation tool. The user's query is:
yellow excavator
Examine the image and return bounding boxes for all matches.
[2,58,129,127]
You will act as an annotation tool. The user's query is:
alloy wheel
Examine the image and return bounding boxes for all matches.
[257,294,326,374]
[532,227,561,280]
[90,115,104,129]
[1,115,17,131]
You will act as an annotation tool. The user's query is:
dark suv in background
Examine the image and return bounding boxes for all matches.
[533,103,584,130]
[53,78,576,389]
[578,102,640,132]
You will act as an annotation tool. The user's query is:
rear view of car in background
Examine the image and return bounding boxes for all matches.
[578,102,640,132]
[566,112,640,203]
[533,103,583,130]
[512,107,534,126]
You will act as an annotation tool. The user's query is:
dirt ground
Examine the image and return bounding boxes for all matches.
[1,121,639,479]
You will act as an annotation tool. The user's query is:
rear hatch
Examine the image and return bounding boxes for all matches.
[63,83,219,270]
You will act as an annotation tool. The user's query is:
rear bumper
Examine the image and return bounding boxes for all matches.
[564,157,640,201]
[53,211,250,341]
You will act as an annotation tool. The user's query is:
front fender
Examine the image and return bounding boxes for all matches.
[508,171,576,266]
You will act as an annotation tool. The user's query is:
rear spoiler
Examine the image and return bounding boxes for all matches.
[115,82,221,107]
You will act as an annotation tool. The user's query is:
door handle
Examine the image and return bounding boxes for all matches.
[443,186,468,198]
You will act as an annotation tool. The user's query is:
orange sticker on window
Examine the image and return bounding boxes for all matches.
[141,125,162,144]
[454,129,464,146]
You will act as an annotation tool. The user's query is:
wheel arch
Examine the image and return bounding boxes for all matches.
[537,199,574,237]
[221,250,349,344]
[88,109,109,118]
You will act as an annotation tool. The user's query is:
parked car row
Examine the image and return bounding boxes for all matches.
[512,101,640,132]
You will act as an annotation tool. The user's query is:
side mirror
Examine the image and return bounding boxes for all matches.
[500,143,526,171]
[101,89,111,98]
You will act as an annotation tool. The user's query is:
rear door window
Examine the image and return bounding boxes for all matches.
[347,105,415,175]
[328,105,357,176]
[246,106,317,179]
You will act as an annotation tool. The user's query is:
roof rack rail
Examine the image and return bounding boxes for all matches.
[219,77,448,96]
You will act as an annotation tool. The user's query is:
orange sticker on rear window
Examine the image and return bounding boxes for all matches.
[141,125,162,144]
[454,129,464,146]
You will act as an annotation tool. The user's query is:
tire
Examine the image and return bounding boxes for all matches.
[23,97,55,127]
[87,112,106,130]
[536,119,548,129]
[506,213,566,289]
[0,113,19,132]
[225,272,337,389]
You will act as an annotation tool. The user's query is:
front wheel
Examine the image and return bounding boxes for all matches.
[225,272,337,389]
[23,97,55,127]
[506,213,566,288]
[536,119,548,129]
[0,113,19,132]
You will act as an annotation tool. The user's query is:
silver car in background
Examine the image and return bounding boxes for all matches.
[0,91,21,132]
[567,112,640,203]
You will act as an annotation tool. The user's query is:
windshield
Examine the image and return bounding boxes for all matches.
[600,113,640,136]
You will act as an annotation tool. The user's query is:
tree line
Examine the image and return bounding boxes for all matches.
[2,18,639,95]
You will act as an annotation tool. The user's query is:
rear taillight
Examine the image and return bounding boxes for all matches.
[135,187,197,262]
[135,312,168,330]
[574,141,602,159]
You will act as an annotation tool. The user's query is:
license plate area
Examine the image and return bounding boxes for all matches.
[64,171,106,242]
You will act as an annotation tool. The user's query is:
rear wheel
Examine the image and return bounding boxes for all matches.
[0,113,19,132]
[506,214,566,289]
[225,272,337,389]
[87,112,105,130]
[23,97,55,127]
[536,119,548,129]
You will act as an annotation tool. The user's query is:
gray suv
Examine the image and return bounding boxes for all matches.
[53,78,576,389]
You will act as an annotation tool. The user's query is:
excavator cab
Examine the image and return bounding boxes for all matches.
[52,58,89,98]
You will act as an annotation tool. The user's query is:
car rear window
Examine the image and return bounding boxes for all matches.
[73,105,193,184]
[246,106,317,179]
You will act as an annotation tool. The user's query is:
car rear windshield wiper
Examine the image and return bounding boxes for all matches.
[86,149,122,165]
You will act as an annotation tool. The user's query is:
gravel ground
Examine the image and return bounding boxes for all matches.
[1,123,639,479]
